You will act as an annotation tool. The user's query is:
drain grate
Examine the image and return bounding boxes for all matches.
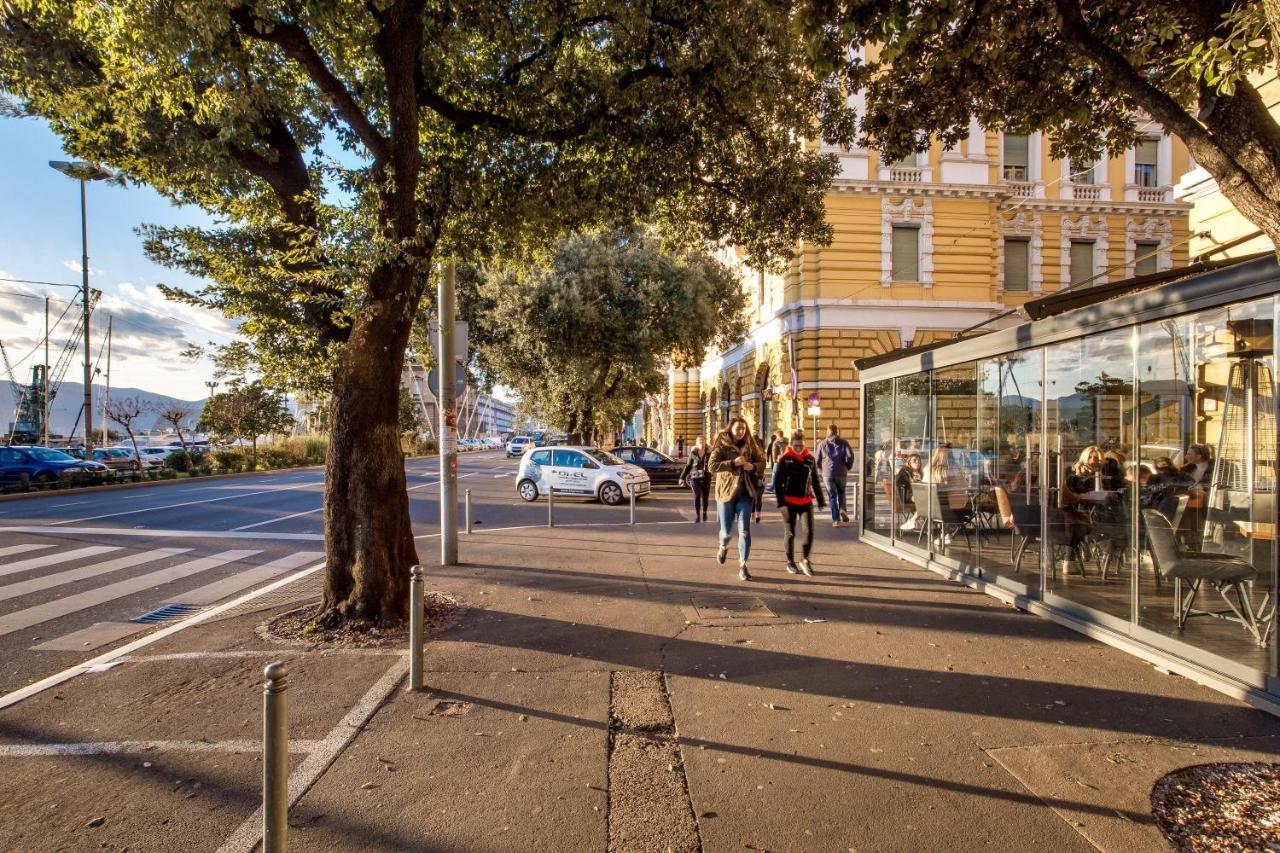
[131,603,203,624]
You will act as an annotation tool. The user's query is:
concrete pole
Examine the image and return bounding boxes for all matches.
[408,565,425,692]
[43,297,49,446]
[438,263,458,566]
[262,662,289,853]
[80,178,93,453]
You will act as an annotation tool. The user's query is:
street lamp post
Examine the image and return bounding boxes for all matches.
[50,160,112,452]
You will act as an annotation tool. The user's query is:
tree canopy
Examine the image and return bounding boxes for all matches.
[1,0,855,624]
[468,230,747,441]
[804,0,1280,250]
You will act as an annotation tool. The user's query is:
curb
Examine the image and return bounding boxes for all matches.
[0,452,446,504]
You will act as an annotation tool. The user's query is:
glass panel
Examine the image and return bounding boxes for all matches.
[932,362,980,568]
[1004,240,1029,292]
[891,226,920,282]
[863,379,895,539]
[1135,243,1159,277]
[1073,162,1094,184]
[894,371,933,554]
[1070,241,1094,287]
[978,351,1045,584]
[1003,134,1028,180]
[1045,329,1136,620]
[1136,300,1275,674]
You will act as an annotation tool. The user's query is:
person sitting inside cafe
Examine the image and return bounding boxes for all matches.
[1182,443,1214,486]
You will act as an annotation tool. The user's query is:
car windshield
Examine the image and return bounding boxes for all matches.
[585,448,624,466]
[28,449,75,461]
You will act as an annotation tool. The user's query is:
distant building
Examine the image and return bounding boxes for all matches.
[402,361,516,437]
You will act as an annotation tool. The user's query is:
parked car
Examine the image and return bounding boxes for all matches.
[610,446,685,486]
[90,447,143,472]
[113,445,169,469]
[0,446,109,488]
[506,436,533,458]
[516,446,650,505]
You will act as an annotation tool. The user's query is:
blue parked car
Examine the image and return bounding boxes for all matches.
[0,446,109,489]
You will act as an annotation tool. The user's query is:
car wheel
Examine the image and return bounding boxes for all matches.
[599,481,624,506]
[34,472,53,489]
[517,479,540,502]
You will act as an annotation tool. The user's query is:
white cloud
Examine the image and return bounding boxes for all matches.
[61,259,106,277]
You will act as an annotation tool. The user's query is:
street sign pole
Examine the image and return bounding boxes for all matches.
[439,263,458,566]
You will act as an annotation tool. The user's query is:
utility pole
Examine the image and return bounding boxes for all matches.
[101,316,112,446]
[439,262,458,566]
[49,161,111,451]
[43,297,49,446]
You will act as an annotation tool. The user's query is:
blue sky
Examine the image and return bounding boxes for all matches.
[0,116,240,402]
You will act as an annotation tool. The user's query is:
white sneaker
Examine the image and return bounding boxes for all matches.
[785,563,800,574]
[832,520,840,528]
[799,559,814,577]
[716,544,728,565]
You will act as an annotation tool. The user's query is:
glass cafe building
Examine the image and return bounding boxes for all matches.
[857,254,1279,713]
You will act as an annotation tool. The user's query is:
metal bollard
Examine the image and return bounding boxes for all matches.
[547,485,555,528]
[262,662,289,853]
[409,565,425,692]
[629,485,636,526]
[464,488,472,535]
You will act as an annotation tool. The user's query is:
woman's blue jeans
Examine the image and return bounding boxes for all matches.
[717,493,754,562]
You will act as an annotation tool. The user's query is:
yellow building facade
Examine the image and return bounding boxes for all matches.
[661,122,1192,453]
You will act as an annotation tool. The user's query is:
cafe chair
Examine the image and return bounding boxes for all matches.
[1141,509,1262,644]
[911,481,972,552]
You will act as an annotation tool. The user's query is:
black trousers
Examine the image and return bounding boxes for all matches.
[779,503,814,563]
[690,477,710,520]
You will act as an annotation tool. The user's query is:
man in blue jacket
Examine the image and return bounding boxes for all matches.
[816,423,854,527]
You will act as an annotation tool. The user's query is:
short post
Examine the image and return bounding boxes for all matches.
[262,662,289,853]
[547,484,555,528]
[464,488,472,535]
[629,484,636,526]
[409,565,425,692]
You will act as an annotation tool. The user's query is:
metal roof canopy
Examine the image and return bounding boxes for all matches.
[857,253,1280,382]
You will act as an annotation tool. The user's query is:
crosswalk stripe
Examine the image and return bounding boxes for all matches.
[0,549,191,604]
[0,544,54,559]
[0,546,121,579]
[167,551,323,606]
[0,549,260,637]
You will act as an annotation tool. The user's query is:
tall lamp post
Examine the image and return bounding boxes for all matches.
[49,160,113,452]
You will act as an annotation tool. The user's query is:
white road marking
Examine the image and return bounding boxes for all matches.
[117,649,403,661]
[0,739,320,757]
[0,560,324,711]
[165,551,323,606]
[0,544,53,559]
[217,656,408,853]
[230,507,323,531]
[0,548,190,603]
[0,525,322,541]
[406,479,440,492]
[0,549,259,637]
[48,482,316,526]
[0,545,121,579]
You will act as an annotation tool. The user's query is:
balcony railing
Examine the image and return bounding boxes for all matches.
[1136,186,1168,202]
[1004,180,1036,198]
[889,167,923,182]
[1070,183,1102,201]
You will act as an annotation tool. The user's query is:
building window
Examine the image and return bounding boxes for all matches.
[1004,238,1030,291]
[1002,134,1029,180]
[1135,138,1159,187]
[1073,161,1095,184]
[1134,241,1160,276]
[1070,240,1095,287]
[891,225,920,282]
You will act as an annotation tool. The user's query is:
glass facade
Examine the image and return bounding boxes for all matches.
[861,278,1278,702]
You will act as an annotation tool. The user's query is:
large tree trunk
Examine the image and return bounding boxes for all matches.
[318,266,422,626]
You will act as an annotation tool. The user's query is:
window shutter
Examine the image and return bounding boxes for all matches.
[891,226,920,281]
[1004,134,1028,168]
[1004,239,1030,292]
[1070,240,1095,286]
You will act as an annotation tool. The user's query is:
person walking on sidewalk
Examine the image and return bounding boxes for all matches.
[709,416,765,581]
[771,429,826,576]
[816,423,854,527]
[678,436,712,523]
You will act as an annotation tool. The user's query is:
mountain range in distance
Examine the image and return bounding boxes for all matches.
[0,381,207,436]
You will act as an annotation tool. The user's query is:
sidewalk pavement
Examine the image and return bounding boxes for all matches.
[1,516,1277,852]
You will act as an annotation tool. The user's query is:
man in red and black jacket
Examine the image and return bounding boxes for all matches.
[770,429,827,576]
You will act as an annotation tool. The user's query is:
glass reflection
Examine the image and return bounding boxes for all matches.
[932,362,979,567]
[894,371,932,553]
[864,380,895,538]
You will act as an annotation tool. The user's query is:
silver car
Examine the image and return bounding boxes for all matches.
[516,446,650,505]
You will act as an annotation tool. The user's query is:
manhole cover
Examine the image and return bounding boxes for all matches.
[689,596,775,621]
[1151,762,1280,851]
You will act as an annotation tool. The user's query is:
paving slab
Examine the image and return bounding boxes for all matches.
[289,671,609,852]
